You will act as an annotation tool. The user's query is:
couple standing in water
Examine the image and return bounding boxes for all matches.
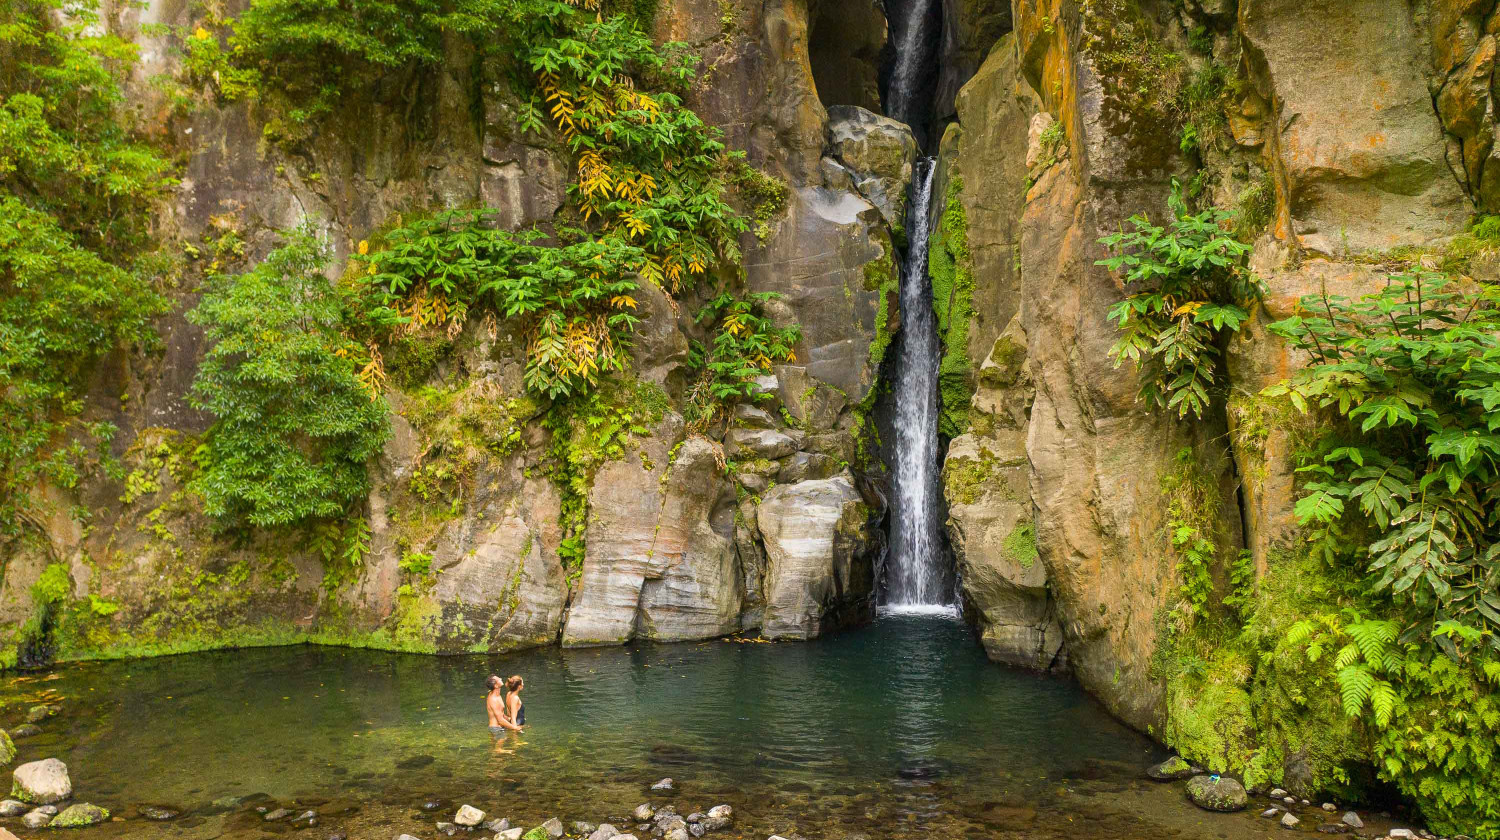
[486,674,525,736]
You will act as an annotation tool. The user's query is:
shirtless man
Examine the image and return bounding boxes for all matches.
[486,675,523,736]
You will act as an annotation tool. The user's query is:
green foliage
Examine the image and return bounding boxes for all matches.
[514,0,745,292]
[685,292,800,429]
[1097,179,1263,419]
[1286,611,1404,726]
[225,0,511,124]
[1265,274,1500,645]
[1161,447,1224,619]
[356,209,645,399]
[312,515,372,591]
[929,176,976,438]
[729,157,788,241]
[188,228,390,528]
[0,0,173,535]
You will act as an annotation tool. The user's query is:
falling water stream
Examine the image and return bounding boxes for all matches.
[882,0,953,608]
[885,159,952,608]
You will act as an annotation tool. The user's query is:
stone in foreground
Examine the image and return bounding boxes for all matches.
[21,809,51,829]
[588,825,620,840]
[651,778,674,791]
[11,758,71,805]
[454,804,485,826]
[496,829,524,840]
[1343,812,1365,829]
[1185,775,1248,812]
[632,804,655,821]
[1146,755,1199,781]
[1282,813,1301,829]
[51,803,109,828]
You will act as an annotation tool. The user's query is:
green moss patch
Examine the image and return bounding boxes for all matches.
[928,176,976,438]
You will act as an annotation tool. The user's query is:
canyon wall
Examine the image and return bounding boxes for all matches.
[2,0,1496,815]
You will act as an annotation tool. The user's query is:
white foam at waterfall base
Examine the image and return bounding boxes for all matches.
[878,603,961,618]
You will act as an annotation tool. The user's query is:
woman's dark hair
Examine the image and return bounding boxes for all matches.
[487,675,502,691]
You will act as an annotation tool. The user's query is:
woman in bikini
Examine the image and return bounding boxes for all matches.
[486,675,523,737]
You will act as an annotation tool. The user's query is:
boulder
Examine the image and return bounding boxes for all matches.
[1282,813,1301,829]
[825,105,918,229]
[0,732,13,766]
[497,829,524,840]
[702,805,732,831]
[11,759,71,805]
[539,817,564,838]
[1186,775,1248,812]
[1146,756,1201,781]
[757,475,875,639]
[21,809,51,829]
[1342,812,1364,829]
[563,433,740,646]
[572,822,597,836]
[8,726,39,739]
[632,804,655,822]
[454,804,485,826]
[51,803,109,828]
[588,825,620,840]
[24,706,51,724]
[724,428,797,460]
[0,800,25,816]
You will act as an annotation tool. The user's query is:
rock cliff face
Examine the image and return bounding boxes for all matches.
[2,0,1494,811]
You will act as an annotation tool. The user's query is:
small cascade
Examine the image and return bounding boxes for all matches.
[884,158,953,608]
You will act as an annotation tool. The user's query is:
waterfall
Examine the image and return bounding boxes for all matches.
[885,158,952,608]
[885,0,940,146]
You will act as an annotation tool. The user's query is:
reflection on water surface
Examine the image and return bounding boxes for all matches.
[0,614,1277,839]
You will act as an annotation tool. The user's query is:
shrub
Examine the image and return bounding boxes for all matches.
[1265,274,1500,644]
[0,0,172,535]
[188,228,389,528]
[1097,179,1262,419]
[684,292,800,429]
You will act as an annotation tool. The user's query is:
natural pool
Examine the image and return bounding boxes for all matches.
[0,611,1280,839]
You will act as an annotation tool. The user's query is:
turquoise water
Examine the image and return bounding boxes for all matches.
[0,613,1275,839]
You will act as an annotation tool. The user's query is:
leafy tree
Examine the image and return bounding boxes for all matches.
[0,0,172,535]
[1096,180,1263,419]
[1266,274,1500,647]
[356,210,645,399]
[189,229,389,528]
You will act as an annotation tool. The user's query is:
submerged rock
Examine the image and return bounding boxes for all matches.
[1282,813,1301,829]
[572,821,597,835]
[0,732,13,766]
[1146,756,1200,781]
[1343,812,1365,829]
[51,803,109,828]
[632,804,655,821]
[11,758,71,804]
[24,706,52,724]
[0,800,26,816]
[140,805,180,820]
[587,824,619,840]
[702,805,733,831]
[264,808,291,821]
[651,778,674,791]
[8,725,39,739]
[539,817,565,838]
[1186,775,1248,812]
[21,808,52,829]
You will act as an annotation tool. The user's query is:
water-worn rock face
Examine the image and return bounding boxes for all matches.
[756,475,875,639]
[0,0,896,662]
